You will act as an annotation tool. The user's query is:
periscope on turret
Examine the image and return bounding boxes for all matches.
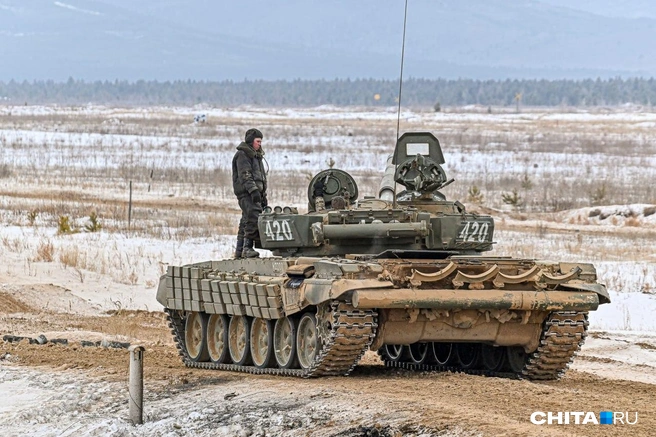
[157,132,608,379]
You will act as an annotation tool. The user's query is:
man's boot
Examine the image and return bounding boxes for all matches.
[241,238,260,258]
[234,238,244,258]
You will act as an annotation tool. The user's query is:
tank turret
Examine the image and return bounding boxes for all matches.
[258,132,493,258]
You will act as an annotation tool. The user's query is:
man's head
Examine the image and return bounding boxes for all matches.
[245,128,263,150]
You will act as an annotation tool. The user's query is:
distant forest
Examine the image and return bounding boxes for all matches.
[1,77,655,107]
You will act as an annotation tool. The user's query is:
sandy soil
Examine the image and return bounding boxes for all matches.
[1,283,655,437]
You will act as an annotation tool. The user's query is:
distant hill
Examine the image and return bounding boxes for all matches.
[1,0,655,81]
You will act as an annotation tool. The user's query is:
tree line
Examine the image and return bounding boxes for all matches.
[0,77,655,107]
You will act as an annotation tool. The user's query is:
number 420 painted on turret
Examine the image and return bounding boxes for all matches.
[263,219,294,242]
[457,220,491,243]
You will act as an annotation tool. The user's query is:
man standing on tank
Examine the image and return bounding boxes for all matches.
[232,128,268,258]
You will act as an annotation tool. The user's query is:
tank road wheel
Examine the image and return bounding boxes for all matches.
[184,312,210,362]
[506,346,529,374]
[250,318,275,368]
[430,342,455,366]
[228,315,252,366]
[407,343,429,364]
[297,313,319,370]
[456,343,481,369]
[381,344,404,362]
[206,314,230,364]
[481,344,506,371]
[274,317,298,369]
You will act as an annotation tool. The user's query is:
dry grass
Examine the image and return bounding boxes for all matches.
[0,105,655,292]
[1,235,27,252]
[59,245,81,268]
[33,239,55,262]
[2,106,654,218]
[624,217,641,227]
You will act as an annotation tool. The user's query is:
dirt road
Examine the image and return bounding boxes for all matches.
[1,286,654,437]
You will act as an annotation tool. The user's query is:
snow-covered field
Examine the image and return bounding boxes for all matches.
[1,104,653,324]
[2,104,656,210]
[1,105,655,436]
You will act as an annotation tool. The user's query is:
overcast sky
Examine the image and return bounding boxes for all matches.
[1,0,655,81]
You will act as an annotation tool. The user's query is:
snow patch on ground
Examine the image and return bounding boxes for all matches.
[0,365,472,437]
[591,290,656,331]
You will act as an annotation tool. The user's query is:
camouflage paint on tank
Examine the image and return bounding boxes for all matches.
[157,132,610,379]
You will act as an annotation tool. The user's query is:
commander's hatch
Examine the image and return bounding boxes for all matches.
[307,169,358,211]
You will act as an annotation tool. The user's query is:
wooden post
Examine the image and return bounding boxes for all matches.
[128,180,133,233]
[128,345,145,425]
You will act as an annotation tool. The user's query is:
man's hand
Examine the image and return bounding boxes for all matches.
[250,190,262,204]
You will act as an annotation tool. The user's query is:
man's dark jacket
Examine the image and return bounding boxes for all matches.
[232,142,267,198]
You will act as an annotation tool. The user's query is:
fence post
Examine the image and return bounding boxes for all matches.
[128,345,145,425]
[128,180,133,233]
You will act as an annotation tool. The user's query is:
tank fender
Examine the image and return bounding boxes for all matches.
[155,274,168,306]
[304,279,394,305]
[558,282,610,304]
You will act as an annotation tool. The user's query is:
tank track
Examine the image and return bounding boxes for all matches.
[383,361,520,379]
[521,310,588,380]
[381,311,588,380]
[166,302,378,377]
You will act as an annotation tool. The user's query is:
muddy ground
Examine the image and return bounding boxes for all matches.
[1,285,654,437]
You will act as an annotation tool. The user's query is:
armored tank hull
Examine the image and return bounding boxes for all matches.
[157,255,607,379]
[157,132,609,379]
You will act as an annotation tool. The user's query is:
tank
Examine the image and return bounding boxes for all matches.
[156,132,609,379]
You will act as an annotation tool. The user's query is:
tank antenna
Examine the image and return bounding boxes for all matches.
[395,0,408,141]
[393,0,409,209]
